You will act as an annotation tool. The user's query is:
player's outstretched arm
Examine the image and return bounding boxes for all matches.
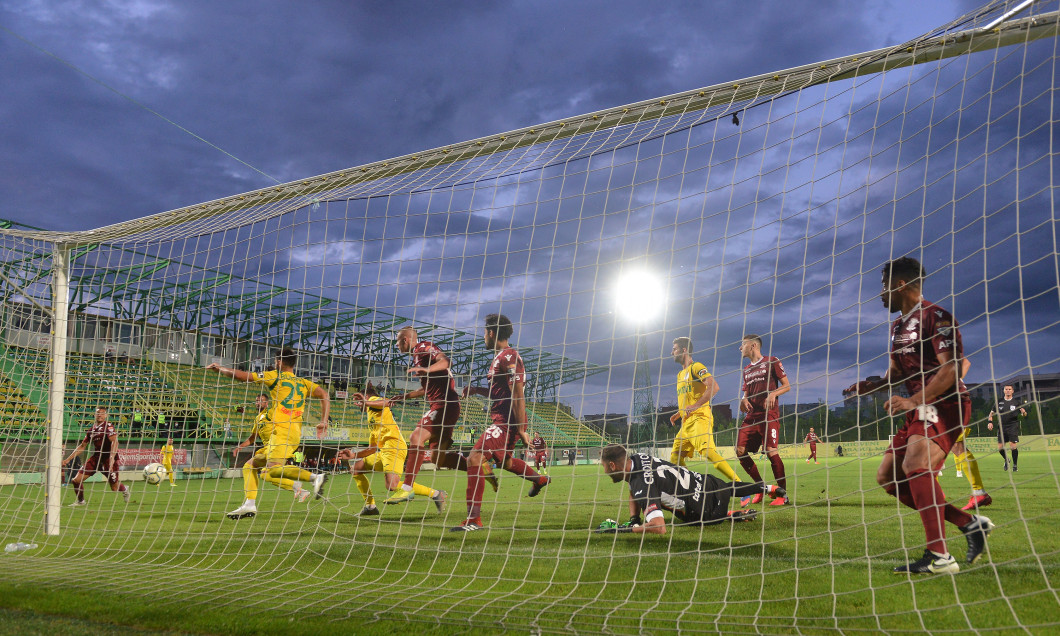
[461,385,489,398]
[633,516,666,535]
[390,388,427,405]
[205,363,254,383]
[62,441,87,466]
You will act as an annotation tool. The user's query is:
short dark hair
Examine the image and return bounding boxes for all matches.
[882,256,924,288]
[1003,384,1014,390]
[363,385,380,398]
[485,314,514,341]
[673,337,692,352]
[96,406,108,412]
[743,334,763,347]
[276,347,298,369]
[601,444,628,466]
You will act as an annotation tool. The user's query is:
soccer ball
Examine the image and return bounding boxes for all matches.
[143,463,167,485]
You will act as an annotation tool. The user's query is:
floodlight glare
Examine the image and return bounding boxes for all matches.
[614,269,666,323]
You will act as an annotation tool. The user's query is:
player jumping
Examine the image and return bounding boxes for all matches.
[380,327,476,505]
[62,407,130,507]
[454,314,550,532]
[847,256,993,574]
[210,348,329,520]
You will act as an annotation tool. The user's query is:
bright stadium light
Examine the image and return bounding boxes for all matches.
[613,268,666,324]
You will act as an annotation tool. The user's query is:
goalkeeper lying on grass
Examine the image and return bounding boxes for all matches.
[596,444,784,534]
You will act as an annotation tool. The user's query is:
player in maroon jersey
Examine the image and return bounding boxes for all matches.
[454,314,550,532]
[61,407,130,507]
[530,430,548,474]
[804,428,820,464]
[735,334,791,506]
[846,256,993,574]
[379,327,472,505]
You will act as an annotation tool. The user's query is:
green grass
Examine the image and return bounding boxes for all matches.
[1,453,1059,635]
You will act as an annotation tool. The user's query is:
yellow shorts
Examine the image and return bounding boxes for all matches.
[955,427,969,444]
[162,461,173,472]
[362,439,407,475]
[672,415,717,459]
[262,432,300,465]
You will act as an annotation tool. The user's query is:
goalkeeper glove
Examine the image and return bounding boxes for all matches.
[595,518,635,534]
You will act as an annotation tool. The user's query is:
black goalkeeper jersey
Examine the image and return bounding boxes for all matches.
[627,454,730,525]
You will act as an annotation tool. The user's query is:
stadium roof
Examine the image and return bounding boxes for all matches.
[0,219,605,398]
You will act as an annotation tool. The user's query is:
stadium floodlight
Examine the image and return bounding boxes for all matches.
[613,268,665,324]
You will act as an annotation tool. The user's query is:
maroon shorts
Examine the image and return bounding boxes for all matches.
[534,451,548,462]
[80,455,120,484]
[417,400,460,450]
[737,416,780,454]
[474,422,517,464]
[887,397,970,462]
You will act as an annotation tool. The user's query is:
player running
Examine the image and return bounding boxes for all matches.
[988,384,1027,472]
[381,327,475,505]
[736,334,790,506]
[159,437,177,486]
[804,428,820,464]
[336,388,447,516]
[595,445,783,534]
[530,430,548,474]
[847,256,993,574]
[669,337,740,482]
[210,348,330,520]
[62,407,130,507]
[454,314,550,532]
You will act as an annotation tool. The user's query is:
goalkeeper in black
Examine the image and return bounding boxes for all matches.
[597,444,785,534]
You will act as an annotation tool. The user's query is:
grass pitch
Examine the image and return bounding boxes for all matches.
[1,453,1059,635]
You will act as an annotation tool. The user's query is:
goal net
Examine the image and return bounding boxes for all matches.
[2,1,1059,633]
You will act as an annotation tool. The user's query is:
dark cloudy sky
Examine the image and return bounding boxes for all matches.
[4,0,1057,421]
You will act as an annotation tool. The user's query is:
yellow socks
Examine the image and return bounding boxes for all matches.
[280,465,313,482]
[243,463,259,500]
[353,473,375,506]
[706,449,740,482]
[961,451,985,491]
[411,482,437,497]
[263,466,296,491]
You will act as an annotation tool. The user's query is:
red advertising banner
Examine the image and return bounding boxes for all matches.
[120,448,189,467]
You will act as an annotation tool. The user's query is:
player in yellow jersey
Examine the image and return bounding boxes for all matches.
[208,347,330,520]
[158,438,177,486]
[668,337,740,483]
[336,388,447,516]
[230,393,273,503]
